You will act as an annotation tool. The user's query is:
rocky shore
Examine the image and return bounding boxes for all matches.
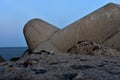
[1,3,120,80]
[0,41,120,80]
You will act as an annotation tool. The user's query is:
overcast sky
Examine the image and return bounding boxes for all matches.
[0,0,120,47]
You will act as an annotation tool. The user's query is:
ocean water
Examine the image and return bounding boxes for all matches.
[0,47,27,61]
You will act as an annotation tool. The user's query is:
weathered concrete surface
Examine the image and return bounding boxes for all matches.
[50,3,120,52]
[33,40,59,53]
[103,31,120,50]
[24,3,120,52]
[23,18,59,51]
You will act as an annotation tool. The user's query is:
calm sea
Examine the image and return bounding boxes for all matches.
[0,47,27,61]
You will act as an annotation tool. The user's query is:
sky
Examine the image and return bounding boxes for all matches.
[0,0,120,47]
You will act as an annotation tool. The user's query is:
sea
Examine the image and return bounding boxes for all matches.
[0,47,27,61]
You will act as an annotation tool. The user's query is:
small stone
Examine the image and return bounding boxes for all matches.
[105,66,120,75]
[49,62,59,65]
[77,41,84,44]
[97,63,105,67]
[84,41,89,45]
[74,73,101,80]
[62,73,77,80]
[92,46,100,50]
[31,69,47,74]
[0,67,5,73]
[71,65,95,70]
[10,57,20,61]
[79,59,88,61]
[22,49,33,56]
[50,51,54,54]
[24,59,38,67]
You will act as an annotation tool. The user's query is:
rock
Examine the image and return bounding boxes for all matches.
[10,57,20,61]
[22,49,33,57]
[73,73,102,80]
[31,68,47,74]
[71,64,95,70]
[105,65,120,75]
[0,51,120,80]
[0,56,5,62]
[23,59,38,67]
[67,40,120,56]
[62,73,77,80]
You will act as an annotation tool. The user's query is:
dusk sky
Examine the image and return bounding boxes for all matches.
[0,0,120,47]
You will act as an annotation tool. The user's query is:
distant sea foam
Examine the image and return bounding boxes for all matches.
[0,47,27,61]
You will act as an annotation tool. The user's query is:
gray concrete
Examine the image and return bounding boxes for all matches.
[50,3,120,52]
[23,18,59,51]
[23,3,120,52]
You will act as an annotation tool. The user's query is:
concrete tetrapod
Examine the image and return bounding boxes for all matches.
[50,3,120,52]
[24,3,120,53]
[23,18,60,52]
